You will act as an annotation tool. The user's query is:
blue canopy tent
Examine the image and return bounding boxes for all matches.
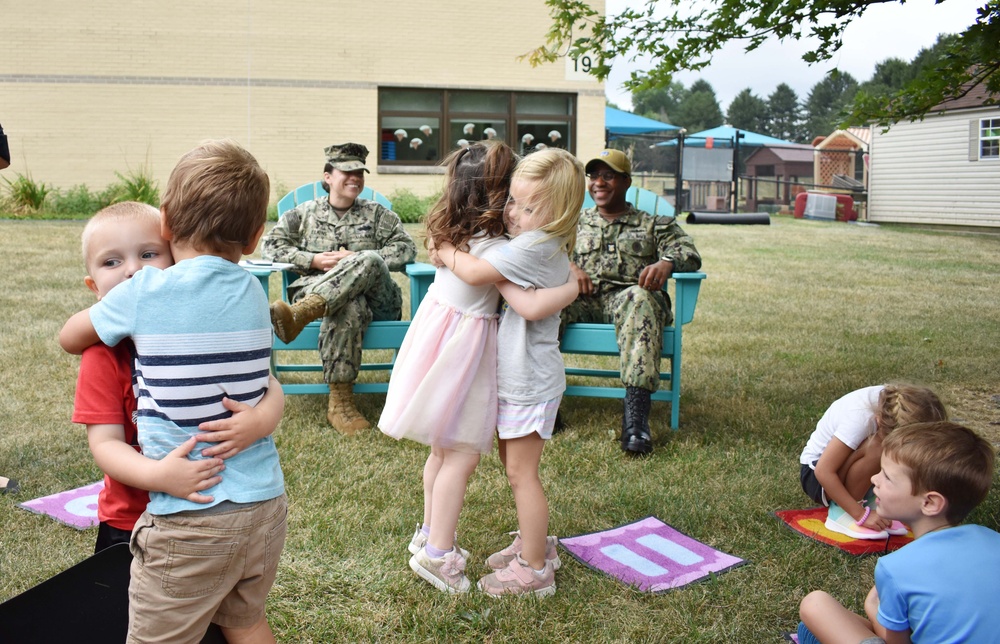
[605,107,679,140]
[658,125,803,148]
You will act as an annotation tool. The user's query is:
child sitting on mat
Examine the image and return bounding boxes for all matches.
[798,385,945,540]
[798,421,1000,644]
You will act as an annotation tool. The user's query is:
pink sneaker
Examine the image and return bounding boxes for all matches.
[478,554,556,598]
[486,531,561,571]
[409,547,471,594]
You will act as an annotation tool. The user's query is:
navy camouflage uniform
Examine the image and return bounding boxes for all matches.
[564,204,702,392]
[262,198,417,384]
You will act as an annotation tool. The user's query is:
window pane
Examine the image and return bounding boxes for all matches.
[515,121,570,154]
[516,93,573,115]
[449,91,508,113]
[983,140,999,159]
[380,89,442,111]
[450,119,506,150]
[380,117,442,162]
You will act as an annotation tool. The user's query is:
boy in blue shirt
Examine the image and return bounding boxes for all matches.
[61,140,286,644]
[797,421,999,644]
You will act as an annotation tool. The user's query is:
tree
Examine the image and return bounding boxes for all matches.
[632,81,688,124]
[766,83,803,142]
[528,0,1000,126]
[727,89,769,133]
[802,71,858,139]
[669,80,724,132]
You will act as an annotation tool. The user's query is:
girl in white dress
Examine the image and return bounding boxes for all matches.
[379,142,576,593]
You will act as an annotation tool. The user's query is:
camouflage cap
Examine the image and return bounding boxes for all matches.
[585,148,631,176]
[324,142,370,173]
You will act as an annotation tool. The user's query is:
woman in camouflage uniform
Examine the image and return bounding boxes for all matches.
[262,143,417,434]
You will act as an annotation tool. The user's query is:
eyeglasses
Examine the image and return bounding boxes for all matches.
[587,171,621,182]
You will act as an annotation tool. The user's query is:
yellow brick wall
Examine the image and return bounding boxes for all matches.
[1,1,606,200]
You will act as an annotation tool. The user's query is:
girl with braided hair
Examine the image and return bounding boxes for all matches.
[799,384,946,540]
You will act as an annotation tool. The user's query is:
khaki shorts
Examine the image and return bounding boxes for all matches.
[128,494,287,643]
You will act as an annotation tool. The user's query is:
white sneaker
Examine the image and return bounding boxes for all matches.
[407,524,470,558]
[409,546,471,594]
[825,501,888,540]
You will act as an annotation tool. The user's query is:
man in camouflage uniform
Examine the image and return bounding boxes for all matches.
[262,143,417,434]
[564,149,702,455]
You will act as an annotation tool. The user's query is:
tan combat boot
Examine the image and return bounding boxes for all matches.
[270,293,326,343]
[327,382,371,435]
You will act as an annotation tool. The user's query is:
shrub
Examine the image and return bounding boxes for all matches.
[1,172,51,213]
[389,189,439,223]
[103,162,159,206]
[49,184,102,216]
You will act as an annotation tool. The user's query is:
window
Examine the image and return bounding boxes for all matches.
[378,88,575,167]
[981,118,1000,159]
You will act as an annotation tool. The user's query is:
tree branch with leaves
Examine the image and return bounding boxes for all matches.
[526,0,999,126]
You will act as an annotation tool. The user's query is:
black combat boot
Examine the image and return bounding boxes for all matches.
[621,387,653,455]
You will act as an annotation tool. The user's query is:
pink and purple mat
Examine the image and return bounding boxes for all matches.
[559,515,747,592]
[18,481,103,530]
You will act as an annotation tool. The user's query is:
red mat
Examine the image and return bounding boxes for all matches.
[773,507,914,556]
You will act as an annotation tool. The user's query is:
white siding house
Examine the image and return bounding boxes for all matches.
[868,91,1000,228]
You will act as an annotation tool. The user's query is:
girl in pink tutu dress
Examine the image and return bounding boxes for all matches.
[435,148,585,597]
[378,141,576,594]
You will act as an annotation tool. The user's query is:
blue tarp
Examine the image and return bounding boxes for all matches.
[605,107,679,136]
[658,125,804,148]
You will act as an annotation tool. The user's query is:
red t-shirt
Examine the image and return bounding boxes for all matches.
[72,341,149,531]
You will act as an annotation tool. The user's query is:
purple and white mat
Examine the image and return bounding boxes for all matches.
[559,515,747,593]
[18,481,103,530]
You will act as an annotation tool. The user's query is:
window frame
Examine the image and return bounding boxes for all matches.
[377,87,576,172]
[980,117,1000,160]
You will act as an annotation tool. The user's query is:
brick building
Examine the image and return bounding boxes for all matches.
[1,1,605,200]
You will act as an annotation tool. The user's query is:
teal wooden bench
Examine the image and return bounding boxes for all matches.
[265,182,704,429]
[268,182,416,395]
[560,272,705,430]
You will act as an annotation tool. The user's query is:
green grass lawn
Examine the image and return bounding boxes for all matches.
[1,216,998,642]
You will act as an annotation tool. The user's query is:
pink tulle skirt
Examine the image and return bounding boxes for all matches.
[378,293,498,454]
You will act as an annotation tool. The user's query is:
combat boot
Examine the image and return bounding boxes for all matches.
[270,293,326,343]
[621,387,653,456]
[327,382,370,435]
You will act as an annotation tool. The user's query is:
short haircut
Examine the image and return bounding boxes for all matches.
[160,139,269,254]
[511,148,585,253]
[882,421,995,524]
[425,140,514,251]
[872,384,947,440]
[81,201,161,269]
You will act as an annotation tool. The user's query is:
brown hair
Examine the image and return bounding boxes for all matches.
[425,140,515,251]
[160,139,269,253]
[882,421,995,524]
[81,201,161,268]
[872,384,947,440]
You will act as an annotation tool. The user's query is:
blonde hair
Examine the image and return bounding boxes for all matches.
[511,148,585,253]
[81,201,161,268]
[160,139,269,253]
[872,384,947,440]
[882,421,995,524]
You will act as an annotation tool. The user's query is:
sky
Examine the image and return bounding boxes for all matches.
[604,0,987,113]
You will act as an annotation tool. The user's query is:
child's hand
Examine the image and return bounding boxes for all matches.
[861,511,892,532]
[157,437,224,503]
[196,397,271,459]
[436,242,457,270]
